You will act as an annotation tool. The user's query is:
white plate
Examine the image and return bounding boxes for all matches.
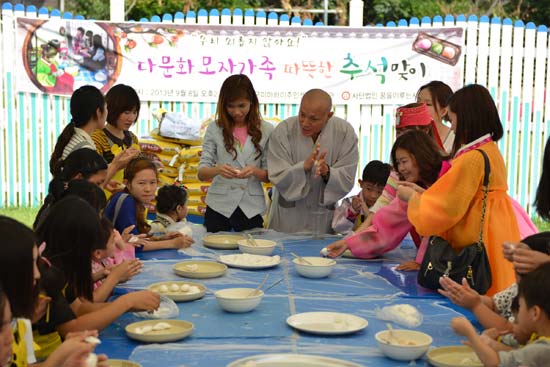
[203,234,245,249]
[427,346,482,367]
[286,312,368,335]
[227,353,365,367]
[218,254,280,269]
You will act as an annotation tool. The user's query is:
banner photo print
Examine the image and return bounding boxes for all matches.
[15,18,464,104]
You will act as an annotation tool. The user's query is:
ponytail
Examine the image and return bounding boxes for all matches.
[49,86,105,174]
[49,122,76,174]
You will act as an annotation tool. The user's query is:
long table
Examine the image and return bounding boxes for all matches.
[95,229,477,367]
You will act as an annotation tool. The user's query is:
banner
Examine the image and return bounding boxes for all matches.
[15,18,464,104]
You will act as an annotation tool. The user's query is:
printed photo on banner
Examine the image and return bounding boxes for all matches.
[15,18,465,105]
[17,18,120,94]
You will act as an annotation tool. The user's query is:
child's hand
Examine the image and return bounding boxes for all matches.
[125,290,160,311]
[163,231,183,239]
[324,239,348,258]
[92,267,110,282]
[112,229,127,251]
[451,317,476,338]
[396,260,420,271]
[171,234,194,249]
[119,226,135,242]
[351,196,363,213]
[112,147,140,170]
[97,354,109,367]
[110,259,143,282]
[64,329,99,340]
[438,277,481,310]
[105,180,124,193]
[481,328,501,341]
[512,247,550,274]
[48,330,101,367]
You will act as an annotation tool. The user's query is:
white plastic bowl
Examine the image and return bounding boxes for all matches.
[237,239,277,255]
[215,288,264,313]
[293,257,336,278]
[375,329,432,361]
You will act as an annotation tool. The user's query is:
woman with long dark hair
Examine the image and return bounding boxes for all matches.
[198,74,273,232]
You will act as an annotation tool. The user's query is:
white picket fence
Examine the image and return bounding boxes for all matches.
[1,2,548,216]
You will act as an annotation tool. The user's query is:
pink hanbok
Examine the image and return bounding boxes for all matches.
[345,161,537,262]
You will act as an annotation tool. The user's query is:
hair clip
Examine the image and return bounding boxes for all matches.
[38,241,52,267]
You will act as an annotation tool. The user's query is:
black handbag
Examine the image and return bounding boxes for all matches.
[417,149,492,295]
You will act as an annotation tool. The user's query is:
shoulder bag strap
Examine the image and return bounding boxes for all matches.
[476,149,491,247]
[112,193,129,226]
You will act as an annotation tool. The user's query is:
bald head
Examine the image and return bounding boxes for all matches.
[302,89,333,113]
[298,89,334,139]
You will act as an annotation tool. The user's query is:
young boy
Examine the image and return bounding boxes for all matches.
[332,160,391,234]
[451,262,550,367]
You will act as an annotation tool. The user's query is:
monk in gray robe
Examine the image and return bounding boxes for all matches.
[267,89,359,234]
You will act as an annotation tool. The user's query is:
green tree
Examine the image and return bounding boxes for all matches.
[65,0,108,19]
[61,0,550,26]
[510,0,550,26]
[126,0,263,20]
[363,0,550,25]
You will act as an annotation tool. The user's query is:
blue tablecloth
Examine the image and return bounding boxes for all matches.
[96,231,477,367]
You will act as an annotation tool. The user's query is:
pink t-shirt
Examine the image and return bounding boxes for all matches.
[233,126,248,147]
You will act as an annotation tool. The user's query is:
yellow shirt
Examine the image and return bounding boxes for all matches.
[11,319,36,367]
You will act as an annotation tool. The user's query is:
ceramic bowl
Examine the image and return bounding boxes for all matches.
[214,287,264,313]
[375,329,432,361]
[237,239,277,255]
[292,257,336,278]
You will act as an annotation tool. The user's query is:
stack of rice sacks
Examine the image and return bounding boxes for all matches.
[139,112,209,217]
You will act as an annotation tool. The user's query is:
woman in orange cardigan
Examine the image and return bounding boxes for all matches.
[397,84,520,295]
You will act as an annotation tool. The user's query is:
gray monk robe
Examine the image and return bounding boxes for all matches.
[267,116,359,233]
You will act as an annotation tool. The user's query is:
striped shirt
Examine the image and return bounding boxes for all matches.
[61,127,96,160]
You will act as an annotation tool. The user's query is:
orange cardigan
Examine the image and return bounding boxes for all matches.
[408,142,519,295]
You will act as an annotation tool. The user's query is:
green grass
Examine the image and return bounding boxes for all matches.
[532,216,550,232]
[0,207,39,228]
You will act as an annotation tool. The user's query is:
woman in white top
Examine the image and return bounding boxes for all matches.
[50,85,107,172]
